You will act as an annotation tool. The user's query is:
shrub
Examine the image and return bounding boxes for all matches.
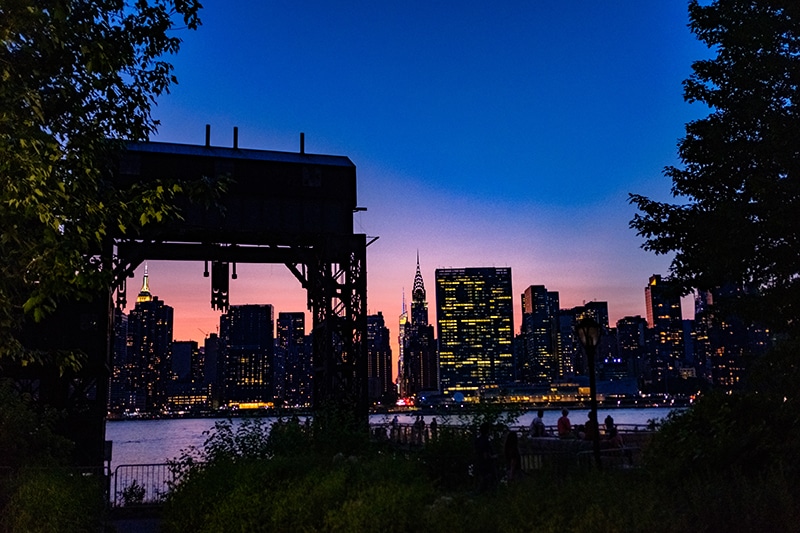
[418,424,474,489]
[0,380,73,469]
[119,479,146,506]
[644,339,800,478]
[0,469,104,533]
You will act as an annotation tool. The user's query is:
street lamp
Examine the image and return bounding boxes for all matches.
[576,316,602,469]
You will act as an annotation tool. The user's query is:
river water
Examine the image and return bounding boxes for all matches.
[105,407,679,469]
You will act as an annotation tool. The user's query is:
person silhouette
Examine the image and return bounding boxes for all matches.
[530,409,546,437]
[557,409,572,439]
[504,430,521,481]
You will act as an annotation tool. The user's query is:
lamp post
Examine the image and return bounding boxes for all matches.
[576,316,602,469]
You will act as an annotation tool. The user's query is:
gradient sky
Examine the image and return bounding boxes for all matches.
[128,1,708,364]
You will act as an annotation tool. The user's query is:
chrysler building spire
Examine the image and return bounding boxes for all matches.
[410,252,428,327]
[412,251,425,302]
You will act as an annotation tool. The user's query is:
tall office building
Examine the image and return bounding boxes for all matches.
[127,267,174,412]
[519,285,560,384]
[277,312,312,407]
[203,333,222,407]
[556,312,577,377]
[170,340,200,384]
[615,315,648,380]
[166,340,209,409]
[109,308,137,412]
[397,294,409,397]
[559,302,611,377]
[401,256,438,395]
[695,286,770,390]
[366,312,393,402]
[435,267,514,396]
[219,304,274,405]
[645,274,685,385]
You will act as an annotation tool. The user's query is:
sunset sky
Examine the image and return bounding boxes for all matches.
[128,1,708,362]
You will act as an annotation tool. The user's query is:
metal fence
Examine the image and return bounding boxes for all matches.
[103,422,652,507]
[112,463,175,507]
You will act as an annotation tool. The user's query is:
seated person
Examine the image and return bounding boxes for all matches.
[530,409,546,437]
[583,411,599,441]
[557,409,572,438]
[604,426,624,448]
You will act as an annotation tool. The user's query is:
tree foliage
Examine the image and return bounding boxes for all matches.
[629,0,800,336]
[0,0,202,366]
[643,338,800,482]
[0,379,73,468]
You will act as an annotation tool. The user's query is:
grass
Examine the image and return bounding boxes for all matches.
[0,469,105,533]
[162,443,800,533]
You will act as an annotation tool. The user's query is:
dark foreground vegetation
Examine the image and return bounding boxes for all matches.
[2,341,800,532]
[162,427,800,533]
[2,0,799,528]
[158,340,800,533]
[3,340,799,533]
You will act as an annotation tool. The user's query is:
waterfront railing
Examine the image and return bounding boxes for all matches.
[104,422,652,507]
[375,422,653,445]
[112,463,175,507]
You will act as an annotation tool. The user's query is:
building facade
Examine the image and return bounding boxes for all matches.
[166,340,209,409]
[108,308,137,412]
[277,312,312,407]
[695,286,771,391]
[219,304,274,406]
[435,267,514,397]
[126,268,174,412]
[366,312,394,403]
[397,295,409,397]
[401,256,438,396]
[615,315,649,381]
[645,274,685,387]
[519,285,560,384]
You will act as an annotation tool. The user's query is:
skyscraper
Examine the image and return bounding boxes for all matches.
[401,255,438,395]
[397,293,409,397]
[695,286,770,390]
[219,304,274,406]
[203,333,222,407]
[127,267,174,412]
[519,285,560,384]
[435,267,514,397]
[366,312,393,403]
[109,308,136,412]
[166,340,209,410]
[615,315,648,380]
[277,312,312,407]
[559,302,611,377]
[645,274,685,386]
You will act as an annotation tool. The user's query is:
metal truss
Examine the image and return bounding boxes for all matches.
[114,234,369,419]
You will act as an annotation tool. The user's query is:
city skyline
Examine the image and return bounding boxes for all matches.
[125,261,694,378]
[124,2,705,359]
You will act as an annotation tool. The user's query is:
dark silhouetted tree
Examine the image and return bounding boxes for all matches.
[630,0,800,337]
[0,1,203,367]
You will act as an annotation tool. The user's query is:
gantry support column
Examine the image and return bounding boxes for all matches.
[302,234,368,422]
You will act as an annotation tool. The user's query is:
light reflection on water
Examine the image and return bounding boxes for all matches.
[105,407,681,469]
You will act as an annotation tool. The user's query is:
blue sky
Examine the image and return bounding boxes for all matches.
[136,1,708,354]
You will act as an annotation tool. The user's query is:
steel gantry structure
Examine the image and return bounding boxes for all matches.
[111,138,371,422]
[8,134,372,468]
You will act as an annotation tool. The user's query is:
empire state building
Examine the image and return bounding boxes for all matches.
[127,266,174,411]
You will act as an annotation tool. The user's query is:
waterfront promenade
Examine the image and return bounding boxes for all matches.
[106,406,673,468]
[102,414,656,531]
[108,417,653,507]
